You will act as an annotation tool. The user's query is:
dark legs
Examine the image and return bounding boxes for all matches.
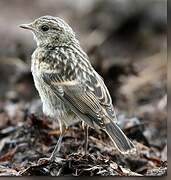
[83,123,89,155]
[38,123,66,164]
[49,127,66,161]
[38,120,89,164]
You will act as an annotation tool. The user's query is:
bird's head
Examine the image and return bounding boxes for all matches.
[20,15,76,47]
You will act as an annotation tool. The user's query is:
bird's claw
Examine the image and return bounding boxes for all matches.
[38,156,64,165]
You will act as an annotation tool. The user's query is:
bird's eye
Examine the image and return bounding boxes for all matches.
[41,25,49,32]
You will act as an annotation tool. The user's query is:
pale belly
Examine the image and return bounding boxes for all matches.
[31,71,80,127]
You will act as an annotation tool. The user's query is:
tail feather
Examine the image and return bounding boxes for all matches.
[105,121,134,152]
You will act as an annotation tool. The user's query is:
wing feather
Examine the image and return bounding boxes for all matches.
[86,72,116,119]
[42,73,105,128]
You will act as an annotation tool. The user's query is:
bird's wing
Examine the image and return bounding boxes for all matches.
[42,72,109,128]
[85,71,116,120]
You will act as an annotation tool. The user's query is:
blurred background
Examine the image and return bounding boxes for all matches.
[0,0,167,177]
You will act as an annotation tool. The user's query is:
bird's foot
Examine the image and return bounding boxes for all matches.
[38,156,64,165]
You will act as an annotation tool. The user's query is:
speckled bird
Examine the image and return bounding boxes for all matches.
[20,15,134,163]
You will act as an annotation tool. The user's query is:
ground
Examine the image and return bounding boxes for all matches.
[0,0,167,176]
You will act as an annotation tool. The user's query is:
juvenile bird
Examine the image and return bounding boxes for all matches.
[20,16,134,163]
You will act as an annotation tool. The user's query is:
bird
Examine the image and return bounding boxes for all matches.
[19,15,134,163]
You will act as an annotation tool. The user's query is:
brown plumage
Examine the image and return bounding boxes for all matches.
[20,15,134,163]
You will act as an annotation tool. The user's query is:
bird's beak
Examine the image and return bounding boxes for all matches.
[19,23,34,31]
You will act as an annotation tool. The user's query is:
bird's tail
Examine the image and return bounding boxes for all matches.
[105,120,134,153]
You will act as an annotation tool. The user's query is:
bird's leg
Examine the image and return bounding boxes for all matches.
[49,127,66,160]
[38,124,66,164]
[84,123,89,155]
